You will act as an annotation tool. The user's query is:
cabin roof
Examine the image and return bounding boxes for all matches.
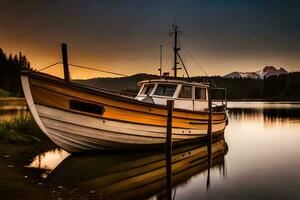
[137,79,209,87]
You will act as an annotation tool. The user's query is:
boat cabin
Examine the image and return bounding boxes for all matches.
[135,79,209,111]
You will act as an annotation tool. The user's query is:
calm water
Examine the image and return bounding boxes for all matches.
[4,101,300,199]
[0,98,27,121]
[176,102,300,200]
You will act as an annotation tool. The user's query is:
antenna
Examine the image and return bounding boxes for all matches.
[169,24,182,78]
[159,45,163,77]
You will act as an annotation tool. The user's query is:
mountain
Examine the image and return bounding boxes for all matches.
[74,71,300,100]
[224,66,288,79]
[75,73,159,94]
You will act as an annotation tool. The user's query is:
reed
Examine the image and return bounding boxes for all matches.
[0,88,11,98]
[0,111,46,144]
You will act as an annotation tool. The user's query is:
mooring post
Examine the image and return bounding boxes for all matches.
[207,89,212,139]
[206,89,213,191]
[61,43,70,82]
[166,100,174,200]
[206,137,212,191]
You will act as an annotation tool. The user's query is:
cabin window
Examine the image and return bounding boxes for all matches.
[154,84,177,97]
[195,87,206,100]
[178,85,192,99]
[69,100,105,115]
[141,84,154,95]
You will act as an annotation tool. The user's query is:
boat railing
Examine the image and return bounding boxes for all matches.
[209,88,227,111]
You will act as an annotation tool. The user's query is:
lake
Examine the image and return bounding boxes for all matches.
[2,101,300,199]
[0,98,27,122]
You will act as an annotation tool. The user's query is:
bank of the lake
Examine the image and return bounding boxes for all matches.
[0,143,53,199]
[0,143,103,200]
[0,98,57,199]
[0,98,104,199]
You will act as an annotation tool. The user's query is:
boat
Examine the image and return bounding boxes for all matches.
[37,138,228,199]
[21,25,228,152]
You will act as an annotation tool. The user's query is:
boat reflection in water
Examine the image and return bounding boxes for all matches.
[27,137,228,199]
[228,101,300,123]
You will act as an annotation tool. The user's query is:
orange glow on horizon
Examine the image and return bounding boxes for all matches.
[1,42,297,80]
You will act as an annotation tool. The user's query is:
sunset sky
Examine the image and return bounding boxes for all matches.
[1,0,300,79]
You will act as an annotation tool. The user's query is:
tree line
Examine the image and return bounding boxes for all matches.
[192,72,300,100]
[0,48,31,96]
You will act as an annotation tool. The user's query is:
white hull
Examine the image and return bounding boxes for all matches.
[36,104,224,152]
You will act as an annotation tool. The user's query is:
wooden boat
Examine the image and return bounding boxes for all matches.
[46,139,228,199]
[21,25,228,152]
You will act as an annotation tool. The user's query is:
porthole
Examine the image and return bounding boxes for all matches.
[69,100,105,115]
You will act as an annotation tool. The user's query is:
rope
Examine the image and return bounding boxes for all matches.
[180,42,209,76]
[38,62,61,72]
[180,41,226,104]
[176,51,190,79]
[37,61,128,77]
[181,43,218,86]
[68,63,128,77]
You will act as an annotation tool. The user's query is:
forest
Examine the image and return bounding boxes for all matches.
[192,73,300,100]
[0,48,299,100]
[79,72,300,101]
[0,48,31,96]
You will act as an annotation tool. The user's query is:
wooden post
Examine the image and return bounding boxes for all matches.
[207,89,212,139]
[206,138,212,191]
[61,43,70,82]
[225,88,227,109]
[166,100,174,200]
[206,89,212,191]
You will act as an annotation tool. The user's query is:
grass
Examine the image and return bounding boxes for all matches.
[0,112,47,145]
[0,88,11,98]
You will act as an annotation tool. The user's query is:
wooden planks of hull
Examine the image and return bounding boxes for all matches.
[36,104,225,152]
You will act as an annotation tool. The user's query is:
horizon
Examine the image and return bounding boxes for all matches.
[73,65,293,80]
[0,46,296,79]
[1,0,300,79]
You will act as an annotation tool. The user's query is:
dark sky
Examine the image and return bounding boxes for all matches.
[1,0,300,78]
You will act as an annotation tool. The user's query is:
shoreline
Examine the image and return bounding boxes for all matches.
[0,142,103,200]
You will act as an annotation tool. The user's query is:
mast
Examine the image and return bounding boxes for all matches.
[159,45,163,77]
[169,24,182,78]
[173,25,178,78]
